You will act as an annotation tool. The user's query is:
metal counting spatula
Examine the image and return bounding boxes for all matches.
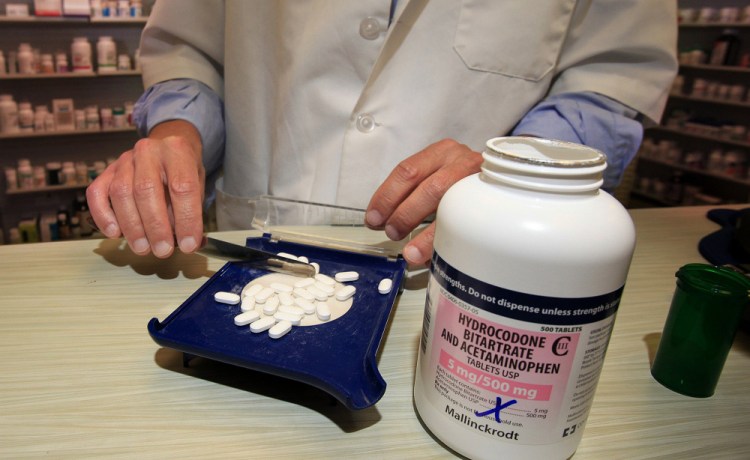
[199,236,316,277]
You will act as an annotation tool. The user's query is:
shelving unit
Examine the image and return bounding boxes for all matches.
[0,125,136,140]
[0,0,152,242]
[1,69,141,79]
[631,1,750,208]
[7,183,87,195]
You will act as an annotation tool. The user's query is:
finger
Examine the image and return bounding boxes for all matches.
[384,144,482,241]
[366,139,461,229]
[402,221,436,266]
[161,137,205,254]
[108,150,151,255]
[86,161,122,239]
[132,139,175,258]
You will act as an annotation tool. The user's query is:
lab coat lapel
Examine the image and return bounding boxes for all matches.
[364,0,424,88]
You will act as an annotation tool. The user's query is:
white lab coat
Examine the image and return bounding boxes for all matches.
[139,0,677,230]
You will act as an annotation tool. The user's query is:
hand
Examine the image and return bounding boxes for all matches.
[365,139,483,266]
[86,120,205,258]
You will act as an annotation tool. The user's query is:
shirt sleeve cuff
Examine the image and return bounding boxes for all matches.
[511,92,643,191]
[132,79,225,175]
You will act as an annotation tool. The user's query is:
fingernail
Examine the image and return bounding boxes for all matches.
[153,240,173,258]
[366,209,383,227]
[385,224,401,241]
[403,245,424,264]
[179,236,198,253]
[132,238,150,254]
[104,223,119,238]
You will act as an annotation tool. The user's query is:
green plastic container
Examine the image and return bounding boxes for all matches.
[651,264,750,397]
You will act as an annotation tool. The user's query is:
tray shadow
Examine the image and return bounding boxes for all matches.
[154,347,382,432]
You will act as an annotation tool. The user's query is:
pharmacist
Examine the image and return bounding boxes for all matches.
[87,0,677,265]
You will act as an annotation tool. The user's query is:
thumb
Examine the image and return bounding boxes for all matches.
[402,221,436,266]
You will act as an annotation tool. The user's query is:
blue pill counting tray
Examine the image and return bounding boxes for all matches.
[148,232,407,410]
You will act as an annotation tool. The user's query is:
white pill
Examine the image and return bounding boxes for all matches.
[262,296,280,315]
[306,285,329,301]
[297,256,309,263]
[250,316,276,333]
[310,262,320,274]
[294,277,315,288]
[240,296,256,312]
[314,282,335,295]
[269,320,293,339]
[243,284,264,298]
[314,273,336,286]
[277,252,298,260]
[234,310,261,326]
[274,311,302,326]
[378,278,393,294]
[335,271,359,282]
[294,297,316,315]
[316,301,331,321]
[278,292,295,306]
[255,287,275,303]
[214,291,241,305]
[335,285,356,301]
[279,304,305,316]
[293,287,315,301]
[270,282,293,293]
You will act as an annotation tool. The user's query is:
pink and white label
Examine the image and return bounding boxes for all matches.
[429,296,579,412]
[419,284,622,445]
[439,349,554,401]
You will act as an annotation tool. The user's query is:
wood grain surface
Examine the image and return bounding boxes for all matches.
[1,205,748,459]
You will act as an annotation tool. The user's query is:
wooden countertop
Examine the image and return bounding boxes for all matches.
[1,205,748,458]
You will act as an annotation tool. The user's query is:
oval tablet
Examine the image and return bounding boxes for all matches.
[293,277,315,289]
[214,291,241,305]
[293,287,315,301]
[314,282,335,295]
[314,273,336,286]
[243,284,264,298]
[335,271,359,282]
[279,305,305,316]
[306,286,329,301]
[262,297,280,315]
[278,292,295,306]
[269,320,292,339]
[335,285,356,301]
[270,282,293,293]
[234,310,261,326]
[294,297,316,315]
[250,316,276,333]
[240,296,256,312]
[274,311,302,326]
[378,278,393,294]
[255,287,275,303]
[316,301,331,321]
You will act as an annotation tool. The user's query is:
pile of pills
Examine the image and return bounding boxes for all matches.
[213,251,394,339]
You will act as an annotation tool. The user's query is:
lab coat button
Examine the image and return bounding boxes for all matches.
[356,113,376,133]
[359,17,382,40]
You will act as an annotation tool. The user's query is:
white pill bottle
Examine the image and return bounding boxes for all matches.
[71,37,92,73]
[414,137,636,460]
[96,36,117,73]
